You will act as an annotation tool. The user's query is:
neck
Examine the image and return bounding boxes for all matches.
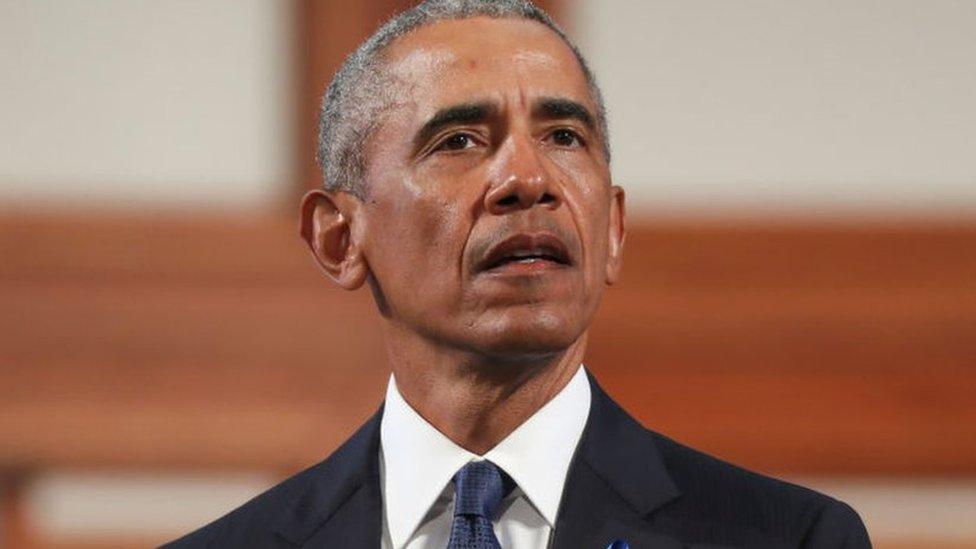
[384,327,587,455]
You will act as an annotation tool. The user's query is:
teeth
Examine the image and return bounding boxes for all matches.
[491,246,565,268]
[505,252,556,264]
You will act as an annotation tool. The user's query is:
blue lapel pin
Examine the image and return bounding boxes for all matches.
[607,540,629,549]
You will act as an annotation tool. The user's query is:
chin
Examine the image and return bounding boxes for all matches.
[475,308,584,359]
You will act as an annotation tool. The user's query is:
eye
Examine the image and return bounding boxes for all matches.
[550,128,583,148]
[434,132,477,152]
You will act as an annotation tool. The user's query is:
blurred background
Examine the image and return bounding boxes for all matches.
[1,0,974,547]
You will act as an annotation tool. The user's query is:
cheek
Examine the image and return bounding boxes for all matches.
[408,185,468,261]
[551,158,613,275]
[368,179,472,289]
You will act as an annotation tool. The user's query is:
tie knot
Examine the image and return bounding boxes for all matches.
[452,460,509,518]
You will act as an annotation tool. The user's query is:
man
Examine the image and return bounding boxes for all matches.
[167,1,870,547]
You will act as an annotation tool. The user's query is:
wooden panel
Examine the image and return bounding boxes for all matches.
[297,0,410,194]
[1,213,974,477]
[1,473,30,549]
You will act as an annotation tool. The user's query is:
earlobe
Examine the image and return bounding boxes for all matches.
[604,185,626,285]
[300,189,368,290]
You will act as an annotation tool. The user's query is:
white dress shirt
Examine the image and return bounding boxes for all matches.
[379,365,591,549]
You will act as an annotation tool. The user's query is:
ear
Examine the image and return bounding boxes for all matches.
[604,185,626,285]
[300,189,368,290]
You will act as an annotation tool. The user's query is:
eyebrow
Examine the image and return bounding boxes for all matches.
[532,97,596,132]
[413,102,496,150]
[411,97,597,152]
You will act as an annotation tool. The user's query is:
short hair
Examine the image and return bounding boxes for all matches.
[316,0,608,198]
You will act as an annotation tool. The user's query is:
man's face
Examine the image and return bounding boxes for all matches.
[358,16,624,359]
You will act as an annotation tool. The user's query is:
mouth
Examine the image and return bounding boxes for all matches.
[476,233,573,274]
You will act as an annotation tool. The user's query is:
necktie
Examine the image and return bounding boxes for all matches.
[447,460,510,549]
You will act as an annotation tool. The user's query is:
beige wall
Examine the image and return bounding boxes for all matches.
[3,1,974,217]
[0,0,294,209]
[571,0,976,218]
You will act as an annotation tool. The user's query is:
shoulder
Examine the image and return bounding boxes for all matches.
[648,431,870,548]
[160,460,328,549]
[161,409,383,548]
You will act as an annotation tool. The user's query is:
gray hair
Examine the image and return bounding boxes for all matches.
[316,0,608,198]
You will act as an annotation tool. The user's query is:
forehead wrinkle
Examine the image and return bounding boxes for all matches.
[508,48,589,118]
[386,45,457,85]
[386,46,496,125]
[387,24,583,118]
[511,48,562,69]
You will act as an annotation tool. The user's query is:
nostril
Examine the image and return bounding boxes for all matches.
[539,193,555,204]
[497,195,519,207]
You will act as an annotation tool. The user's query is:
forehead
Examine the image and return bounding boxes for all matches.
[382,16,593,116]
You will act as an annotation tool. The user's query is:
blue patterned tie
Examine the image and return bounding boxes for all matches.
[447,460,509,549]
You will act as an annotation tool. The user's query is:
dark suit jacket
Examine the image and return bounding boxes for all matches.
[164,372,871,548]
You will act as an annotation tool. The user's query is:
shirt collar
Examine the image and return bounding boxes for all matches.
[380,365,590,549]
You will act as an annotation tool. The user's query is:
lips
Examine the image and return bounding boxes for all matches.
[476,233,572,273]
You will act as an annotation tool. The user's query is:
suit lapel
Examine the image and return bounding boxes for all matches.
[267,371,685,548]
[552,372,685,549]
[299,476,383,549]
[271,407,384,548]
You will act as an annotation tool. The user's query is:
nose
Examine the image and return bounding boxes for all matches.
[484,137,563,214]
